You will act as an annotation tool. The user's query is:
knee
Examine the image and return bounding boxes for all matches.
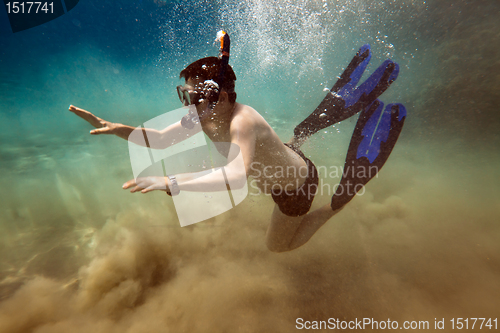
[265,239,290,253]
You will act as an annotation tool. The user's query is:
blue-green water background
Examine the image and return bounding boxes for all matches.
[0,1,499,331]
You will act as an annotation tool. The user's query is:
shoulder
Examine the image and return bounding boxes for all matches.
[228,104,264,141]
[229,104,253,130]
[230,104,268,130]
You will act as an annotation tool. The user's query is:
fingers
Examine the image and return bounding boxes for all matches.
[123,179,147,193]
[123,179,146,192]
[128,185,143,193]
[122,178,166,194]
[130,186,143,193]
[68,105,88,115]
[141,185,156,193]
[122,179,136,190]
[69,105,88,113]
[90,126,111,135]
[68,105,104,128]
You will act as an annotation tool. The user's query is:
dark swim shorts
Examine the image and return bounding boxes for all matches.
[271,145,319,217]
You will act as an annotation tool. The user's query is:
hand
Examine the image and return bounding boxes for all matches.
[122,177,170,194]
[68,105,117,135]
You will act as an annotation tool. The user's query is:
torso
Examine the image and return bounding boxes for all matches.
[201,103,308,194]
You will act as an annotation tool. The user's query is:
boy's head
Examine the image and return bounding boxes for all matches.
[179,57,237,104]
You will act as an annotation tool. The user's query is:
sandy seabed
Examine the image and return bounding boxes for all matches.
[0,136,498,333]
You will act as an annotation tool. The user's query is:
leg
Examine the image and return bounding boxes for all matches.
[266,205,303,252]
[266,146,321,252]
[268,102,407,252]
[266,203,342,252]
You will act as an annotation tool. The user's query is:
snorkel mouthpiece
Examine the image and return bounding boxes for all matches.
[181,106,198,129]
[198,79,220,110]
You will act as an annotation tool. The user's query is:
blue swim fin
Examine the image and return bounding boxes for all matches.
[330,101,407,210]
[294,45,399,141]
[331,44,372,95]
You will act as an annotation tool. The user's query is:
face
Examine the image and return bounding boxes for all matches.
[186,78,204,105]
[185,78,208,117]
[183,77,225,119]
[176,78,201,107]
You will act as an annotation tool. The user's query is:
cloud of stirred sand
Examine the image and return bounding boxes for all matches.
[0,139,499,333]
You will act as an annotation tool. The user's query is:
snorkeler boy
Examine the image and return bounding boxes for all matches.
[69,44,406,252]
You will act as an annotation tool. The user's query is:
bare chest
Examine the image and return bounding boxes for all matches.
[202,121,231,142]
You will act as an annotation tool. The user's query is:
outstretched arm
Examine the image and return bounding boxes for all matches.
[69,105,199,149]
[123,114,255,194]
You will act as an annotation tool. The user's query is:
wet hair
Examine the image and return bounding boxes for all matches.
[179,57,237,104]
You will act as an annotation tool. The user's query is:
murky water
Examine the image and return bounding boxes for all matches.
[0,0,499,332]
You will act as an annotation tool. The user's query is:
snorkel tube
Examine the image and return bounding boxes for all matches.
[181,30,231,129]
[199,30,231,112]
[215,30,230,95]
